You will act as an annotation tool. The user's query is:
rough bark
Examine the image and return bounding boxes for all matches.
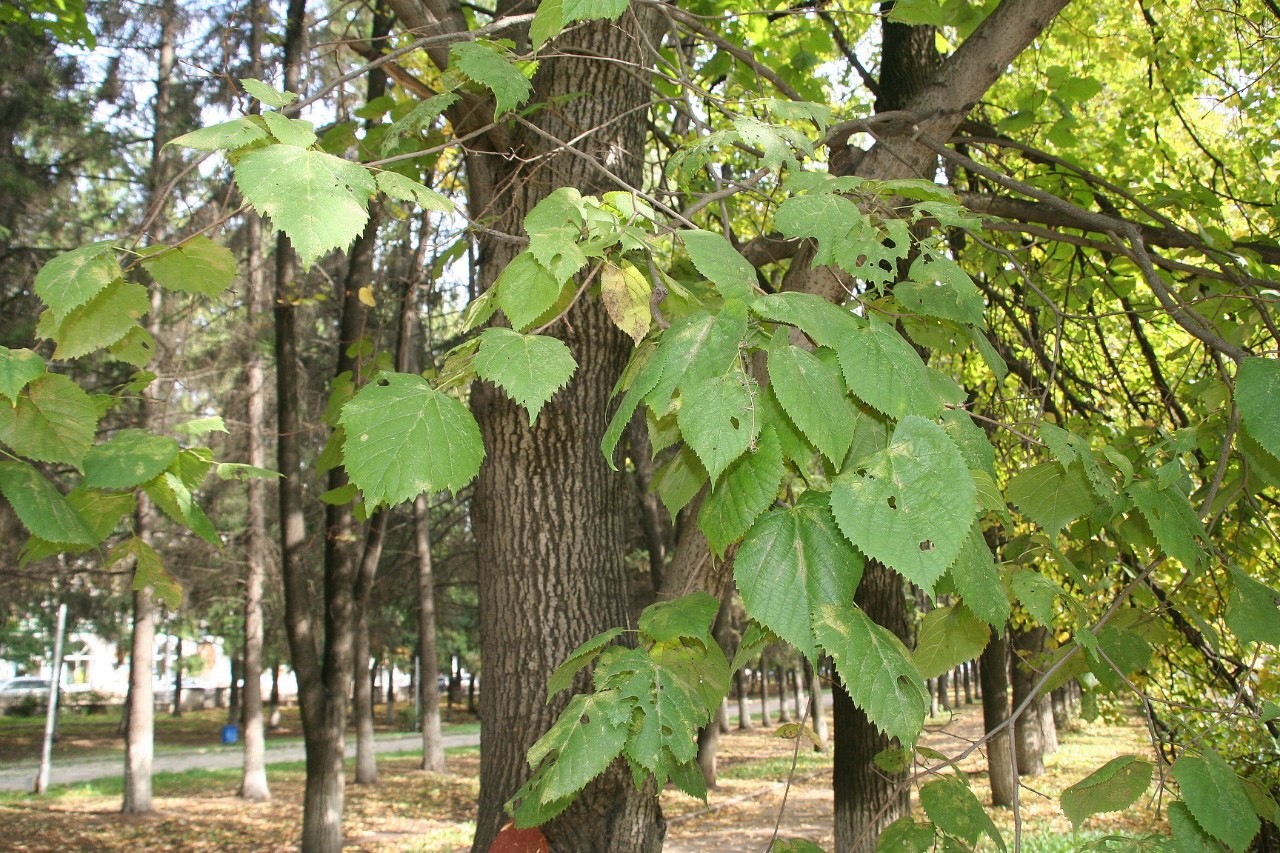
[1010,625,1046,777]
[980,631,1016,807]
[833,561,912,853]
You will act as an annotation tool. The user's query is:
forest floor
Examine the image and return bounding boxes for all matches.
[0,699,1167,852]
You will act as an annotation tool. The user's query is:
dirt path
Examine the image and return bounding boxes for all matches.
[661,706,989,853]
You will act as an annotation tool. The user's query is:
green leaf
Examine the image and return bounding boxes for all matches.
[735,493,863,661]
[898,256,984,326]
[82,429,180,490]
[601,341,665,466]
[0,347,45,404]
[109,327,156,367]
[234,144,376,270]
[38,279,149,360]
[473,328,578,425]
[1227,566,1280,646]
[530,0,564,49]
[451,40,533,117]
[949,524,1011,628]
[240,78,296,108]
[340,372,485,505]
[1007,461,1096,534]
[680,230,756,302]
[877,816,936,853]
[145,471,220,546]
[757,382,813,466]
[919,776,1005,850]
[546,627,625,700]
[175,416,228,437]
[775,195,907,286]
[109,536,183,609]
[1172,749,1260,852]
[34,242,120,319]
[638,591,719,644]
[167,116,269,151]
[886,0,950,26]
[750,292,861,350]
[654,445,707,519]
[1011,570,1066,625]
[139,236,237,297]
[677,370,758,483]
[698,426,784,556]
[615,653,710,772]
[0,461,96,545]
[1129,478,1208,571]
[1237,358,1280,461]
[0,373,98,468]
[912,605,990,680]
[494,251,567,332]
[768,335,855,466]
[646,303,748,414]
[67,487,135,542]
[836,314,944,419]
[601,260,651,345]
[1168,801,1227,853]
[773,841,827,853]
[940,409,996,478]
[375,171,455,212]
[1060,755,1153,828]
[261,110,316,148]
[380,93,459,155]
[525,691,628,802]
[813,603,928,745]
[561,0,628,22]
[830,416,975,594]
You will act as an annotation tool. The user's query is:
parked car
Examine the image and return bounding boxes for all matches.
[0,677,52,714]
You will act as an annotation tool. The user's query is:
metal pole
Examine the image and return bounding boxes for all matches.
[34,600,69,794]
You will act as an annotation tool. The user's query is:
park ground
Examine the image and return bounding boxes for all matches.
[0,701,1167,851]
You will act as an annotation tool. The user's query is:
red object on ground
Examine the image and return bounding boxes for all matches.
[488,821,550,853]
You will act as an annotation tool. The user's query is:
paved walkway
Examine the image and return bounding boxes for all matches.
[0,731,480,793]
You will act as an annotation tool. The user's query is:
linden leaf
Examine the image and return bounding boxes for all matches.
[340,372,484,505]
[473,328,578,425]
[234,144,376,270]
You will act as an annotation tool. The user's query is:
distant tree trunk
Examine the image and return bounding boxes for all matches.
[267,662,281,730]
[777,666,792,723]
[630,417,669,596]
[759,652,772,728]
[122,587,155,814]
[415,494,445,772]
[981,631,1016,807]
[353,618,376,784]
[791,668,803,720]
[962,662,973,704]
[1010,625,1046,777]
[736,668,752,730]
[953,667,962,708]
[806,658,828,751]
[717,699,731,735]
[1039,691,1059,755]
[228,655,242,723]
[833,561,912,853]
[171,634,183,716]
[386,660,396,727]
[122,0,178,814]
[697,594,734,788]
[937,670,951,712]
[239,0,271,803]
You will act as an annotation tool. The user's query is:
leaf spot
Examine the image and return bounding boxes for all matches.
[919,539,934,551]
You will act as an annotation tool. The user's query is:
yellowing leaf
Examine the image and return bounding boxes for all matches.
[601,261,651,344]
[358,285,376,307]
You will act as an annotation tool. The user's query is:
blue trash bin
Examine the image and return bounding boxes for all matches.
[221,724,239,745]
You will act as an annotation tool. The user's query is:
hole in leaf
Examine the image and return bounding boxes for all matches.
[376,376,391,386]
[886,495,897,509]
[919,539,934,552]
[730,416,740,429]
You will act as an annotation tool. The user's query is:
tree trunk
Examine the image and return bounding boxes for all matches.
[758,652,772,728]
[1010,625,1046,777]
[268,662,281,730]
[122,587,155,814]
[936,669,951,712]
[697,594,734,788]
[736,668,752,730]
[239,0,272,804]
[353,618,377,784]
[980,631,1015,807]
[833,561,912,853]
[386,661,396,727]
[415,494,446,772]
[453,10,665,851]
[1039,691,1059,755]
[171,634,184,717]
[806,658,828,751]
[792,668,804,721]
